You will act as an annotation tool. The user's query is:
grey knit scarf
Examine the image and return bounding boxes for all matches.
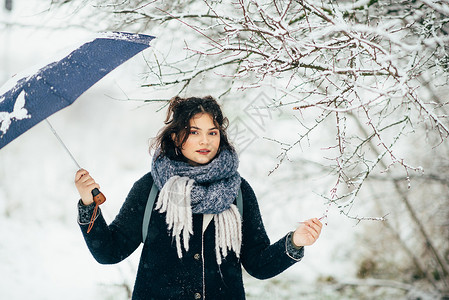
[151,149,242,264]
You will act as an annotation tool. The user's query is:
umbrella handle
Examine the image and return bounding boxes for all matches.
[92,188,106,205]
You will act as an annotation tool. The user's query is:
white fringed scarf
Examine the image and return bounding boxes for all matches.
[155,176,242,265]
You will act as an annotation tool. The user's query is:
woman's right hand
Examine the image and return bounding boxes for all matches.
[75,169,100,206]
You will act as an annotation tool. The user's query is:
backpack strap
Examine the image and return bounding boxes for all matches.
[236,187,243,218]
[142,182,159,243]
[141,183,244,243]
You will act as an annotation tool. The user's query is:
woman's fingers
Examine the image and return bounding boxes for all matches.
[75,169,99,189]
[75,169,91,183]
[303,218,322,236]
[75,169,99,205]
[75,168,88,181]
[294,218,323,246]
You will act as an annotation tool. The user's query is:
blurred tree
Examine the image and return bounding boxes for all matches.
[50,0,449,297]
[53,0,449,203]
[4,0,13,11]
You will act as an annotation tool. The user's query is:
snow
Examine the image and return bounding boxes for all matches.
[0,3,161,295]
[97,32,155,45]
[0,1,395,299]
[0,80,155,299]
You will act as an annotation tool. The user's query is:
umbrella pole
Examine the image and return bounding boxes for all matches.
[45,119,82,169]
[45,118,106,223]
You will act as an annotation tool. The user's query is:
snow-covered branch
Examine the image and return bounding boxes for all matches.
[44,0,449,294]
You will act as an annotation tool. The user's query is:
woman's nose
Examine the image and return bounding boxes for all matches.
[199,133,209,144]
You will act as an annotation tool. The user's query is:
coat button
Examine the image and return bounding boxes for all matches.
[194,253,201,260]
[194,292,201,299]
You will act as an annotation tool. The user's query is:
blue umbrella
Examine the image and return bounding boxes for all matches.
[0,32,155,229]
[0,31,155,150]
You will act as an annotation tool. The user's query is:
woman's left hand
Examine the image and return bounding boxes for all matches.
[293,218,323,247]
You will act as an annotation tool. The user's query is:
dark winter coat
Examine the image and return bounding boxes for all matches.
[78,172,304,300]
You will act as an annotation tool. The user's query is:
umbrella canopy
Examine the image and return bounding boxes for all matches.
[0,32,155,149]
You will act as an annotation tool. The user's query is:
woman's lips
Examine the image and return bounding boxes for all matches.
[196,149,211,155]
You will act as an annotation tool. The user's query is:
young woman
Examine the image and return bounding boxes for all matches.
[75,96,322,300]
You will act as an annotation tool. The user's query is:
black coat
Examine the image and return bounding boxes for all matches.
[78,172,304,300]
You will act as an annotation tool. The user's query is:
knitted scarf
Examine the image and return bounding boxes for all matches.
[151,149,242,264]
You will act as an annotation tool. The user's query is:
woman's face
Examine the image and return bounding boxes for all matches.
[179,113,220,166]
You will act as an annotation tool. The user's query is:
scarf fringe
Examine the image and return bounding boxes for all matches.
[156,176,194,258]
[214,204,242,265]
[156,176,242,264]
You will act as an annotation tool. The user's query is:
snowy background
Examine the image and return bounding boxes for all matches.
[1,1,443,299]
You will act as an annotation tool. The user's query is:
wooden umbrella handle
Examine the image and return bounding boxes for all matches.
[92,188,106,205]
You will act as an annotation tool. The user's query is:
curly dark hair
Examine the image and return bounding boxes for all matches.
[152,96,234,161]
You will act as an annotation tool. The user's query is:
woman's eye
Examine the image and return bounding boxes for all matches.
[209,131,219,136]
[190,130,198,135]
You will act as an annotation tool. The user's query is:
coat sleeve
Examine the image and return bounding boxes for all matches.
[77,172,152,264]
[240,178,304,280]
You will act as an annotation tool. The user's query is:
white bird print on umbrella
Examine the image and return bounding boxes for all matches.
[0,89,31,136]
